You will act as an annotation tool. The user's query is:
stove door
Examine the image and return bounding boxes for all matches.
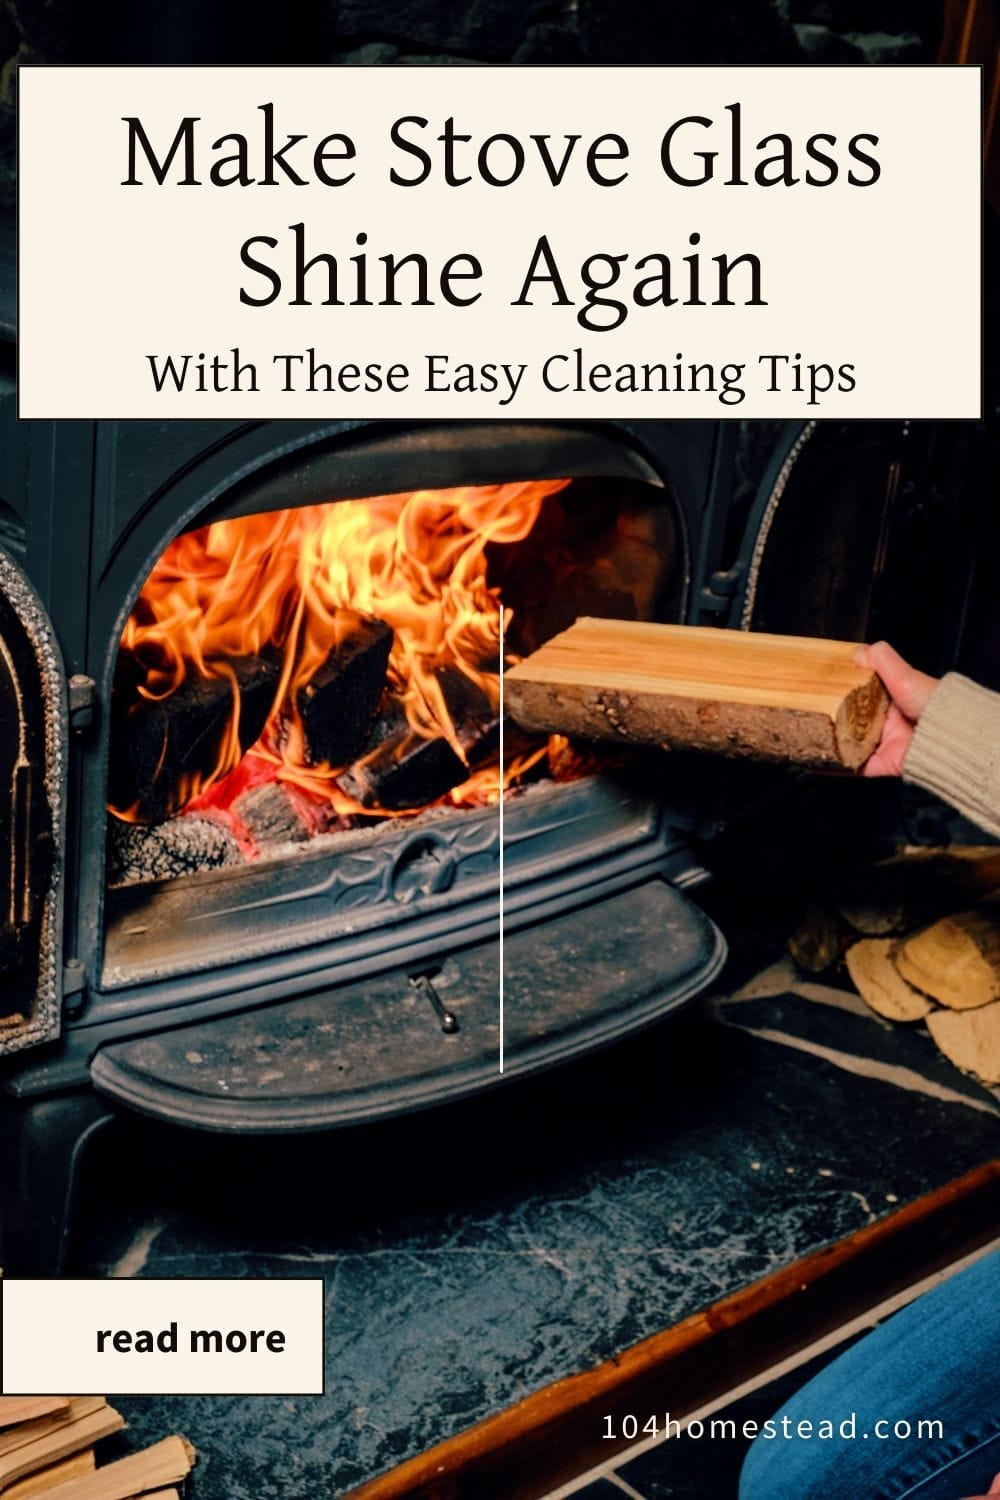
[0,547,67,1054]
[736,421,984,679]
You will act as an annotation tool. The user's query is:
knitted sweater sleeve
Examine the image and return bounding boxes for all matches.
[901,673,1000,839]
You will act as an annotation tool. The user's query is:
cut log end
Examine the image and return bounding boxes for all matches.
[895,903,1000,1010]
[835,672,890,771]
[927,1001,1000,1086]
[845,938,933,1022]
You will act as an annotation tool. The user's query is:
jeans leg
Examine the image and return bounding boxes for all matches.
[739,1248,1000,1500]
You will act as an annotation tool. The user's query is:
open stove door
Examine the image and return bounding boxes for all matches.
[0,546,67,1054]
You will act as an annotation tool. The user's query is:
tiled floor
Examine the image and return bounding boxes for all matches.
[68,938,999,1497]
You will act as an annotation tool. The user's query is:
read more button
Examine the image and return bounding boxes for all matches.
[1,1278,324,1396]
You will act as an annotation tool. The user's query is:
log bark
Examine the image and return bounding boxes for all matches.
[894,902,1000,1009]
[504,619,889,771]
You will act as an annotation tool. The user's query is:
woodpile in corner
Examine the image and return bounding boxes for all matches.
[0,1398,194,1498]
[789,845,1000,1087]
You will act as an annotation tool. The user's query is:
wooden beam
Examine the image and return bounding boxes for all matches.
[505,620,888,771]
[344,1160,1000,1500]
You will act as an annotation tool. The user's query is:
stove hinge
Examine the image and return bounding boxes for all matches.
[696,566,744,624]
[62,957,87,1016]
[67,674,98,733]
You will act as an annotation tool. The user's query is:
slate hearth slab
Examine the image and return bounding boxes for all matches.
[73,988,1000,1500]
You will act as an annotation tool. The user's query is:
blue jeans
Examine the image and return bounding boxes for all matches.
[740,1247,1000,1500]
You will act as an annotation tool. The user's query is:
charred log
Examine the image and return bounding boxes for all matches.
[107,814,243,887]
[338,726,468,811]
[231,782,311,849]
[297,613,393,767]
[110,649,281,824]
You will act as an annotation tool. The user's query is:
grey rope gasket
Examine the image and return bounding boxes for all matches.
[739,422,817,631]
[0,544,67,1053]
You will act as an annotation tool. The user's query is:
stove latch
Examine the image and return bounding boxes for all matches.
[409,970,460,1034]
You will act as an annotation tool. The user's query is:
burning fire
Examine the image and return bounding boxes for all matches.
[112,479,570,826]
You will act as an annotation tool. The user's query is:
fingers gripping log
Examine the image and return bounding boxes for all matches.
[504,620,889,772]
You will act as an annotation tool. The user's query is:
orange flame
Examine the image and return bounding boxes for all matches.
[113,480,570,823]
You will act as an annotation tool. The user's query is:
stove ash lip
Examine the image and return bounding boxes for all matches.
[98,774,677,999]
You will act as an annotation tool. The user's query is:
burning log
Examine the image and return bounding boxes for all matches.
[297,612,393,767]
[231,782,312,848]
[339,670,539,812]
[339,728,469,811]
[110,649,282,823]
[504,619,889,772]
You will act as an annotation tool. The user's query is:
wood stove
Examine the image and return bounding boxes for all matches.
[0,231,989,1272]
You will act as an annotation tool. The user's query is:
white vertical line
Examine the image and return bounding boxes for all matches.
[499,606,505,1075]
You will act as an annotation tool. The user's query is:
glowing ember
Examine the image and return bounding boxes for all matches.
[111,480,571,825]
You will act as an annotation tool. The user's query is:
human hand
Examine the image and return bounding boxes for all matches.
[852,641,939,778]
[959,1472,1000,1498]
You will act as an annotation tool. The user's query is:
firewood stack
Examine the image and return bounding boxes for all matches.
[789,845,1000,1088]
[0,1398,195,1498]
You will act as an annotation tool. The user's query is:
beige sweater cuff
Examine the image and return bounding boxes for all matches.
[902,673,1000,840]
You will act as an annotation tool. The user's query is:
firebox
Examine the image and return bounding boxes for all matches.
[0,236,989,1271]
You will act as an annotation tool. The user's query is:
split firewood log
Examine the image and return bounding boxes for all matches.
[0,1402,124,1490]
[4,1449,94,1497]
[28,1435,195,1499]
[504,619,889,771]
[0,1404,69,1433]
